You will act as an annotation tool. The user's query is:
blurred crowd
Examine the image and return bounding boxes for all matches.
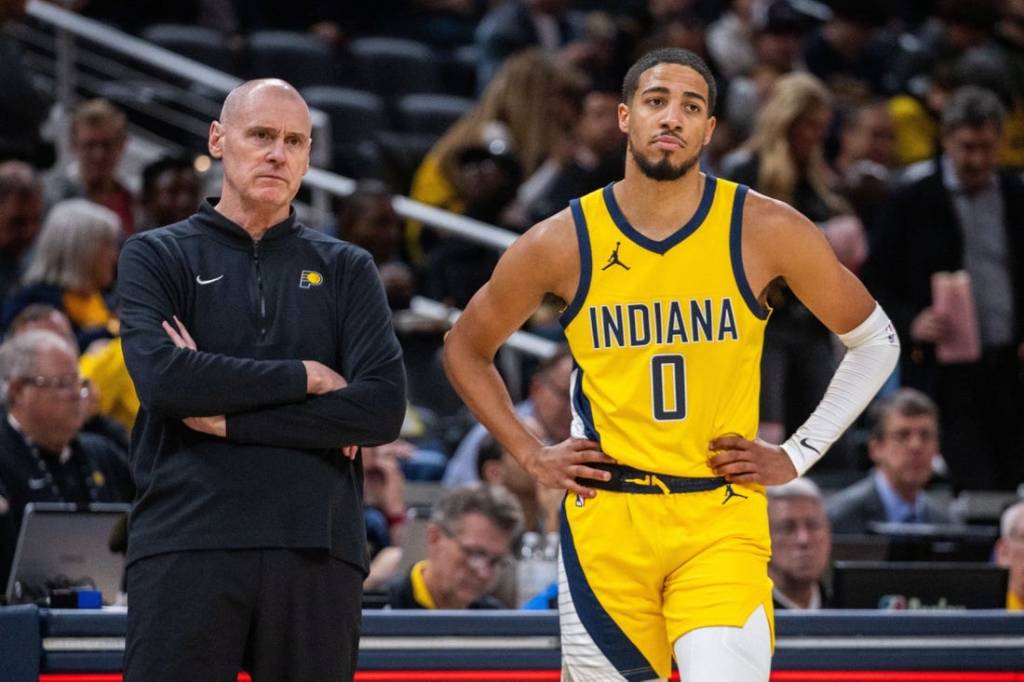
[0,0,1023,610]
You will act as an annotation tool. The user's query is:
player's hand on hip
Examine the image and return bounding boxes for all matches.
[303,361,347,394]
[708,434,798,486]
[523,438,615,498]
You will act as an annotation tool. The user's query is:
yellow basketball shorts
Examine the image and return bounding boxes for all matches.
[557,484,774,681]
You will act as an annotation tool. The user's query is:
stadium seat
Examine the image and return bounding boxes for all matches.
[141,24,236,75]
[394,94,473,136]
[356,131,437,194]
[301,86,388,175]
[349,37,442,97]
[246,31,336,88]
[442,44,479,98]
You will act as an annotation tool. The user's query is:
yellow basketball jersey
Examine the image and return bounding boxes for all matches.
[561,176,769,477]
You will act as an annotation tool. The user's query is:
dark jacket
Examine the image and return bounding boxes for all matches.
[863,161,1024,390]
[0,415,133,587]
[117,200,406,571]
[826,473,952,535]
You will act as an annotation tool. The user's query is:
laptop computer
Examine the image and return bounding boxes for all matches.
[832,560,1008,609]
[5,502,130,606]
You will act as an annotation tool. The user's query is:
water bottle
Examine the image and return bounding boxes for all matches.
[516,532,546,606]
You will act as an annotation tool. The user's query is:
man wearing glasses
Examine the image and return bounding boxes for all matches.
[387,484,523,609]
[0,329,133,588]
[827,388,954,533]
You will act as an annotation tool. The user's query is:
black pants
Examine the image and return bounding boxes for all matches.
[124,548,363,682]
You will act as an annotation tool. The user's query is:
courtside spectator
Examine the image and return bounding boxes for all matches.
[387,484,522,609]
[768,478,833,610]
[828,389,954,533]
[0,330,133,588]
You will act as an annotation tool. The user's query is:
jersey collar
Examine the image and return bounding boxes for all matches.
[602,176,717,255]
[197,198,299,249]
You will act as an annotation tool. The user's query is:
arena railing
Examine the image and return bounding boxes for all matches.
[16,1,547,362]
[22,0,518,252]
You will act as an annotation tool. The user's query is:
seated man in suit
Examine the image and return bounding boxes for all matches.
[828,388,953,533]
[387,484,522,610]
[768,478,833,610]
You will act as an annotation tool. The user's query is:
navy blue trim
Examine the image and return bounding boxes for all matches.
[560,506,657,681]
[559,199,592,328]
[571,364,599,442]
[602,176,717,255]
[728,184,769,320]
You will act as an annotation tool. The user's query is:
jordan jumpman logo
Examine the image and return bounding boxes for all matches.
[602,241,630,270]
[721,483,749,505]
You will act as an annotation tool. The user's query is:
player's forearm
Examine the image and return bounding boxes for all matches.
[781,303,900,475]
[442,333,543,465]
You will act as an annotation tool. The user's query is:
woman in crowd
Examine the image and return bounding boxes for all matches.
[2,198,120,350]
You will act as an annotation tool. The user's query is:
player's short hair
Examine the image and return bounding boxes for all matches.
[621,48,717,114]
[766,477,824,503]
[431,483,524,538]
[868,388,939,440]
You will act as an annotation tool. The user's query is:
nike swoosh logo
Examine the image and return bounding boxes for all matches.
[800,437,821,454]
[196,275,224,285]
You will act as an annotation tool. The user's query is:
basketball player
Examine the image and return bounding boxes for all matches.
[443,48,899,681]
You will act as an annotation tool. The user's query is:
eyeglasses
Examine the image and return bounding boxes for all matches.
[771,518,828,539]
[19,374,90,399]
[441,527,508,572]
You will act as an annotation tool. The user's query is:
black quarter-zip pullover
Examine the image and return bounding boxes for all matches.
[118,200,406,571]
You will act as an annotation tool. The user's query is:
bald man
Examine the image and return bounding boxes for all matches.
[118,79,407,681]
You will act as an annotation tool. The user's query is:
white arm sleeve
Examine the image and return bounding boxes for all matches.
[780,303,900,476]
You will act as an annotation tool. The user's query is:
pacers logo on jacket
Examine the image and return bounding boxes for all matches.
[299,270,324,289]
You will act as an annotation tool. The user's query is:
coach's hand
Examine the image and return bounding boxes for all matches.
[184,415,226,437]
[303,361,347,395]
[708,434,798,485]
[162,315,197,350]
[522,438,616,498]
